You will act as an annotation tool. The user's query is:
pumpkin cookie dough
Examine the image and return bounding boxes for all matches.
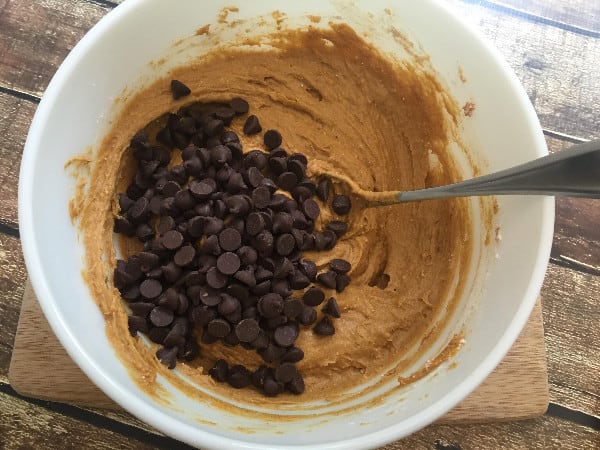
[75,23,474,408]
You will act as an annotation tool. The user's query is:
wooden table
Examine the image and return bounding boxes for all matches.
[1,0,598,448]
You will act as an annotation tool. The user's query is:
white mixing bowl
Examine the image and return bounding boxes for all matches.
[18,0,553,448]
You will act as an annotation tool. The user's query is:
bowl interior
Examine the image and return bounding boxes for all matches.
[18,0,553,448]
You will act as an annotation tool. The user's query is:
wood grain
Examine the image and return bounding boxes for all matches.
[542,264,600,418]
[0,0,109,97]
[9,280,549,423]
[487,0,600,32]
[390,414,600,450]
[0,389,596,450]
[0,390,167,450]
[450,0,600,140]
[0,92,37,228]
[0,233,26,381]
[546,136,600,272]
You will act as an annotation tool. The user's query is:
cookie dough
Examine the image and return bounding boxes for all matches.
[75,23,474,409]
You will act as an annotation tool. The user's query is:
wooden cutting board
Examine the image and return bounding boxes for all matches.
[8,281,549,423]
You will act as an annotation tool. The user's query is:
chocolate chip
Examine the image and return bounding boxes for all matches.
[148,326,169,344]
[252,186,272,209]
[299,259,317,281]
[225,195,249,216]
[206,266,228,289]
[303,287,325,306]
[258,342,286,363]
[157,216,176,235]
[237,246,258,265]
[114,217,135,236]
[128,315,148,336]
[268,157,287,176]
[128,196,150,222]
[227,365,252,388]
[251,365,269,388]
[170,80,191,100]
[317,271,337,289]
[258,293,284,318]
[263,377,280,397]
[336,273,350,293]
[330,258,352,273]
[326,220,349,237]
[276,172,298,191]
[137,252,160,273]
[287,160,306,181]
[314,316,335,335]
[322,297,341,318]
[332,194,352,215]
[210,144,231,166]
[245,212,265,236]
[288,152,308,165]
[209,359,229,382]
[313,232,329,251]
[274,362,297,383]
[200,234,221,255]
[287,372,305,395]
[203,217,224,236]
[140,279,163,299]
[215,107,236,125]
[302,198,320,220]
[283,298,303,319]
[274,325,298,347]
[156,346,178,369]
[272,212,293,234]
[174,245,196,267]
[219,228,242,252]
[322,229,338,250]
[158,291,179,311]
[263,129,282,150]
[282,346,304,363]
[275,233,295,256]
[235,318,260,342]
[218,293,241,316]
[244,150,268,170]
[216,252,241,275]
[161,230,184,250]
[253,230,274,254]
[129,302,154,317]
[161,262,182,283]
[316,179,331,202]
[150,306,174,327]
[271,279,292,298]
[289,270,311,290]
[298,306,317,326]
[207,318,231,338]
[251,330,270,350]
[243,115,262,135]
[190,179,216,200]
[230,97,249,115]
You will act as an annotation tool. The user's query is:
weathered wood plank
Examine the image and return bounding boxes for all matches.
[0,92,37,228]
[545,135,600,272]
[0,390,168,450]
[0,0,109,97]
[477,0,600,33]
[388,414,599,449]
[542,264,600,419]
[449,0,600,140]
[0,233,25,381]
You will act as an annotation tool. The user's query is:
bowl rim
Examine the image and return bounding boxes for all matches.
[17,0,554,448]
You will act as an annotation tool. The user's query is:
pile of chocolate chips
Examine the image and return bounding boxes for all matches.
[112,80,353,397]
